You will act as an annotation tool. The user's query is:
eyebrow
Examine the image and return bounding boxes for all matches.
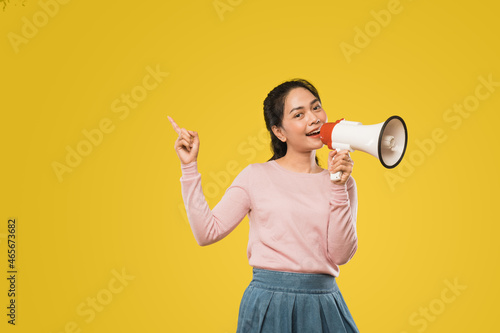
[289,98,320,114]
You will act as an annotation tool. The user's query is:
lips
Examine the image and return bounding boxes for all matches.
[306,127,321,136]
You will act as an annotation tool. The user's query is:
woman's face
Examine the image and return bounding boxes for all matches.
[273,87,328,152]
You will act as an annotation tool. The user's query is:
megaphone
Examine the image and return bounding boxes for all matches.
[319,115,408,181]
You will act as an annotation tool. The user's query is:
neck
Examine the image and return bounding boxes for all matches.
[278,149,320,173]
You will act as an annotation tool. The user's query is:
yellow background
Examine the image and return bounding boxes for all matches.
[1,0,499,332]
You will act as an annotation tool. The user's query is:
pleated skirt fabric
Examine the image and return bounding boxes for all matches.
[236,268,360,333]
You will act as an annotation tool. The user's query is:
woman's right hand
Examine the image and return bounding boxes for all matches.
[167,116,199,165]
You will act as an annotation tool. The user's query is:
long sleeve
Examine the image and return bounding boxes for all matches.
[179,161,251,246]
[326,176,358,265]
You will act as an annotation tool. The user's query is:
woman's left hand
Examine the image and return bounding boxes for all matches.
[328,149,354,185]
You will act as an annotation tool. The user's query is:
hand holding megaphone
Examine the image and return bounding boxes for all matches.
[328,149,353,184]
[320,116,408,181]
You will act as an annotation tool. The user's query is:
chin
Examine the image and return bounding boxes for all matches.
[306,142,323,151]
[312,141,324,149]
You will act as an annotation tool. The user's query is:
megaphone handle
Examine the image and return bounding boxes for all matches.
[330,148,343,181]
[331,170,342,181]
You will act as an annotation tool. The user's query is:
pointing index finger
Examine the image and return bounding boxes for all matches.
[167,115,181,135]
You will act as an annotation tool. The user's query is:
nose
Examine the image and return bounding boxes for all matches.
[309,115,321,125]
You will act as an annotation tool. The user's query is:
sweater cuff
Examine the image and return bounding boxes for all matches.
[331,182,347,193]
[330,177,349,199]
[180,161,199,179]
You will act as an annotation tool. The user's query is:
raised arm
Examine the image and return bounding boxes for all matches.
[326,149,358,265]
[168,115,251,246]
[180,162,251,246]
[327,177,358,265]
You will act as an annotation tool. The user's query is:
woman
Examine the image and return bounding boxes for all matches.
[168,78,359,332]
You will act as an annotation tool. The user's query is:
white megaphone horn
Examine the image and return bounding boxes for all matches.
[319,115,408,181]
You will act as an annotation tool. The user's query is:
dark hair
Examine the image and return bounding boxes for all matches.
[263,78,322,165]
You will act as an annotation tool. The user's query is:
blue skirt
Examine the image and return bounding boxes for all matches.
[236,268,360,333]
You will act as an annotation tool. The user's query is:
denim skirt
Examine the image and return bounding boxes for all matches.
[236,268,360,333]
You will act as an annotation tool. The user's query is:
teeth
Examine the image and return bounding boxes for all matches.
[307,130,320,136]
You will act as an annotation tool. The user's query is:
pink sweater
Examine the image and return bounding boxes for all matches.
[180,159,358,277]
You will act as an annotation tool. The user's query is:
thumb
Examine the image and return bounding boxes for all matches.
[188,130,199,143]
[328,150,337,162]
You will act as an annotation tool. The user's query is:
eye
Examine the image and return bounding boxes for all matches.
[313,105,322,110]
[294,112,303,118]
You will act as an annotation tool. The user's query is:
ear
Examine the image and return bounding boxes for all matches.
[271,125,285,142]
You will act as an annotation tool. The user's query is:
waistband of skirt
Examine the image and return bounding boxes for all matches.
[250,267,339,294]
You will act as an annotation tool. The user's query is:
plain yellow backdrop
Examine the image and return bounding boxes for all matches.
[1,0,499,332]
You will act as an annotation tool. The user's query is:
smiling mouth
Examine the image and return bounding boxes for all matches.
[306,130,320,136]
